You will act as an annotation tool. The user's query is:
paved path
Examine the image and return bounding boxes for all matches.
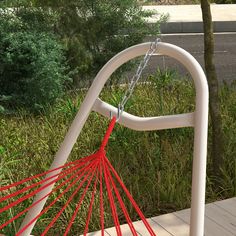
[143,4,236,33]
[145,33,236,83]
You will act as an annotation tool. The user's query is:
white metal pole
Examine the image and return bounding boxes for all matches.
[93,98,195,131]
[19,42,208,236]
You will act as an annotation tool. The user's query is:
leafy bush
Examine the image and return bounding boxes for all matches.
[16,7,59,33]
[0,10,70,112]
[214,0,236,3]
[32,0,166,86]
[1,1,166,87]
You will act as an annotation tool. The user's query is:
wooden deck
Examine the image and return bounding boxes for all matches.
[87,197,236,236]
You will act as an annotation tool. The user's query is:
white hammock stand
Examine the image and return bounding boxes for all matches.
[19,42,209,236]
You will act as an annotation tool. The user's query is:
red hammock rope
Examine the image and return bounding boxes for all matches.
[0,117,157,235]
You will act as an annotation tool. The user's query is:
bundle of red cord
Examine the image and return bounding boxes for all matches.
[0,117,157,235]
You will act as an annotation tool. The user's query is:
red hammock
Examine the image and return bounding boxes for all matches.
[0,117,157,236]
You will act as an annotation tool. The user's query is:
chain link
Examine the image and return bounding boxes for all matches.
[116,38,161,120]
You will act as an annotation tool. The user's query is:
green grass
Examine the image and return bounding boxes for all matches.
[0,72,236,235]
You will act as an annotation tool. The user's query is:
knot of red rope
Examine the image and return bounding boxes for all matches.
[99,116,116,151]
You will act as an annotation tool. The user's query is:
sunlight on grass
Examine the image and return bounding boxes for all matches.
[0,74,235,235]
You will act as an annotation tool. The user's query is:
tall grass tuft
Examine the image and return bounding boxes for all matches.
[0,72,235,235]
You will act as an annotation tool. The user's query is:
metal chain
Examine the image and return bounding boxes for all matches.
[116,38,161,120]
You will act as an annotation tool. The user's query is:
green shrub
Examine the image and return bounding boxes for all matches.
[32,0,166,86]
[0,11,70,112]
[0,1,166,87]
[14,7,59,33]
[214,0,236,3]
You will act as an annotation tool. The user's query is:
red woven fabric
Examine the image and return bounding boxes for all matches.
[0,117,157,236]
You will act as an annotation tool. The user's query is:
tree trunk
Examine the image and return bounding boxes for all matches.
[200,0,224,178]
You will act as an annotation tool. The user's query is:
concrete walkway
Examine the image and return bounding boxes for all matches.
[143,4,236,33]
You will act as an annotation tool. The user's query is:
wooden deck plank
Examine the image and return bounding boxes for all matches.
[152,213,189,236]
[104,223,139,236]
[214,198,236,217]
[174,208,234,236]
[132,218,172,236]
[85,197,236,236]
[84,230,110,236]
[104,219,172,236]
[103,217,175,236]
[205,203,236,234]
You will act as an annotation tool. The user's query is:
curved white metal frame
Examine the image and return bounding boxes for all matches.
[20,42,209,236]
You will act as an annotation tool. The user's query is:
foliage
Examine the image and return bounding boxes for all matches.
[29,0,166,85]
[214,0,236,3]
[1,72,235,234]
[14,7,59,33]
[0,0,166,88]
[0,1,58,33]
[0,9,70,112]
[138,0,200,4]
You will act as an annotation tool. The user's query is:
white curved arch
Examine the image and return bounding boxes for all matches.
[20,42,208,236]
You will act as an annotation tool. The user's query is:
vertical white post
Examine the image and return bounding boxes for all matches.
[190,75,209,236]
